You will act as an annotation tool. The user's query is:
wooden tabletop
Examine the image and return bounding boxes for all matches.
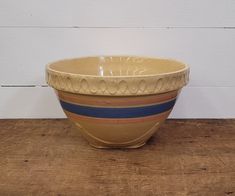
[0,119,234,196]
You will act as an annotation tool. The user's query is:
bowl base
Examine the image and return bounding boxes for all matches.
[74,120,163,149]
[88,141,146,149]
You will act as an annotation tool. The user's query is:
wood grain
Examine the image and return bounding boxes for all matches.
[0,119,234,196]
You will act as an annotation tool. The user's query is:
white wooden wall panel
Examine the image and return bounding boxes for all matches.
[1,28,235,87]
[169,87,235,119]
[0,0,234,118]
[1,87,234,119]
[0,0,234,27]
[0,87,65,119]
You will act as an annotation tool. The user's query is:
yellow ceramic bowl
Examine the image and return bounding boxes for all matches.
[46,56,189,148]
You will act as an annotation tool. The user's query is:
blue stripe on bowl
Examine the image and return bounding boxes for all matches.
[60,99,176,118]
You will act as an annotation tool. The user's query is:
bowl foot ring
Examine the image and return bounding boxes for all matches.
[88,141,146,149]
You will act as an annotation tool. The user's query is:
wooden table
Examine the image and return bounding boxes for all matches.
[0,119,234,196]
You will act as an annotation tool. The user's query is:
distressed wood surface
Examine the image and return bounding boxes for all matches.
[0,119,234,196]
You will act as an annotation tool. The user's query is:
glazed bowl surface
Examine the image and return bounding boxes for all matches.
[46,56,189,148]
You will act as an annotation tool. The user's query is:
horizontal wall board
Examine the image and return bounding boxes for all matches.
[0,28,234,87]
[0,87,65,119]
[0,87,235,119]
[0,0,234,27]
[169,87,235,119]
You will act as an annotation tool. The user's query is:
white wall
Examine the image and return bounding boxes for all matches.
[0,0,235,119]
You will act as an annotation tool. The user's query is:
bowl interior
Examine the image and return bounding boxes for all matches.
[48,56,187,77]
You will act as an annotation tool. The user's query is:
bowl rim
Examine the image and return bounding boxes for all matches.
[46,55,189,78]
[46,55,190,96]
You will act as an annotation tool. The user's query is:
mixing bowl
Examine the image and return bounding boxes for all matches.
[46,56,189,148]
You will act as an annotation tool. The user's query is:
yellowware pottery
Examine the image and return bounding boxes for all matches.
[46,56,189,148]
